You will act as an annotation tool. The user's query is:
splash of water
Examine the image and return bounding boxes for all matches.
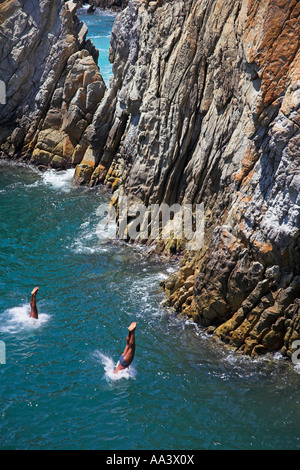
[0,304,50,334]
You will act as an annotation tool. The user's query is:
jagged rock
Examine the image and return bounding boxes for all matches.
[0,0,104,168]
[29,48,106,169]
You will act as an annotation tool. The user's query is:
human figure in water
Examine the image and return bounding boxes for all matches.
[114,322,137,373]
[30,287,39,319]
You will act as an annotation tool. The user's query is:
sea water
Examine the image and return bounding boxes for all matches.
[1,10,300,451]
[77,6,116,86]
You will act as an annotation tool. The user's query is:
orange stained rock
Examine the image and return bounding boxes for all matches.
[63,135,75,159]
[241,196,252,203]
[253,239,273,253]
[221,227,231,238]
[241,169,255,189]
[0,0,18,23]
[232,145,258,183]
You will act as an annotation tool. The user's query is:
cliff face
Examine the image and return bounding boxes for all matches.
[1,0,300,360]
[0,0,105,167]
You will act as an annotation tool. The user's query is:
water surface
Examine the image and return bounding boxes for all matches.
[77,6,116,85]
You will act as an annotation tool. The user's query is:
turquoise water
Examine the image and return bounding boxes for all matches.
[1,163,300,450]
[77,6,116,85]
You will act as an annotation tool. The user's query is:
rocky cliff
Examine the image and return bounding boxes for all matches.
[0,0,105,167]
[1,0,300,360]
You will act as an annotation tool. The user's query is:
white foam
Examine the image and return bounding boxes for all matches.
[0,303,50,334]
[93,350,136,381]
[166,264,179,274]
[71,227,110,254]
[91,36,111,41]
[41,169,75,191]
[77,5,89,12]
[71,210,116,254]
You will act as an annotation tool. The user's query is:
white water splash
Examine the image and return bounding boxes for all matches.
[77,5,117,17]
[41,169,75,191]
[93,350,137,381]
[0,303,50,334]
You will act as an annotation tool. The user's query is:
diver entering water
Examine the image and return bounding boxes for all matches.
[30,287,39,319]
[114,322,137,374]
